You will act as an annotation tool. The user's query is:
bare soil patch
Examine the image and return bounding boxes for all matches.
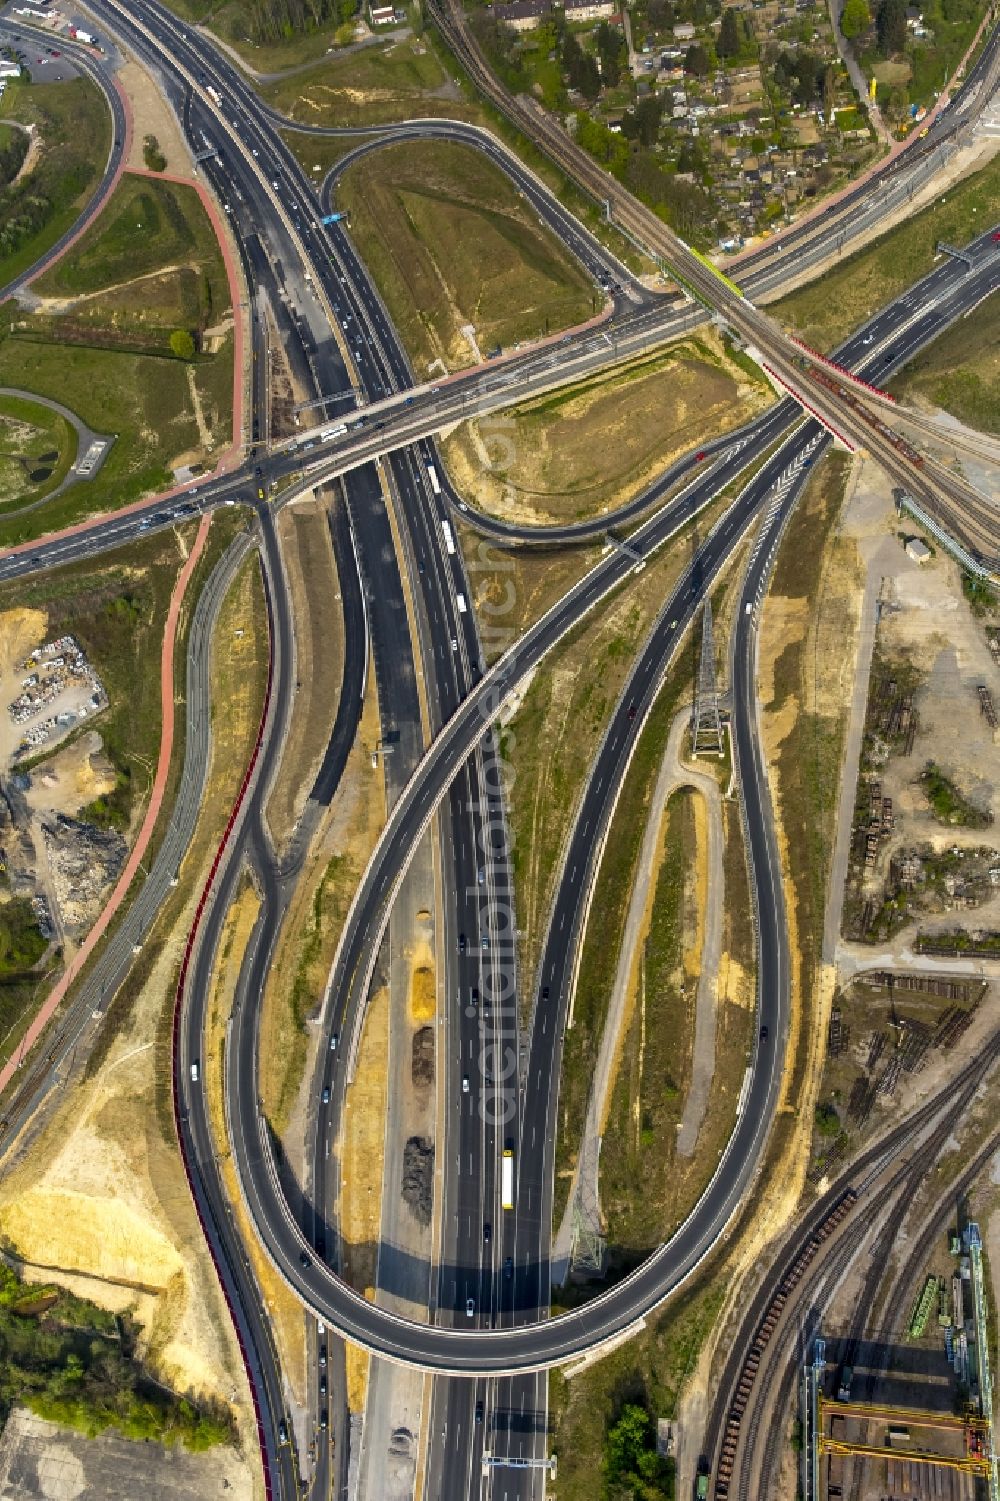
[118,60,194,177]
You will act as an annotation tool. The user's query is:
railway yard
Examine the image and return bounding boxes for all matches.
[702,988,1000,1501]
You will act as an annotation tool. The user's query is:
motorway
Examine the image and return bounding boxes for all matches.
[1,7,998,1495]
[223,242,1000,1375]
[427,0,999,553]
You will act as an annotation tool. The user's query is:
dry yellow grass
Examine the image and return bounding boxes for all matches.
[201,879,308,1406]
[345,1341,370,1415]
[339,984,390,1300]
[266,499,344,846]
[408,930,437,1025]
[682,790,709,984]
[442,332,772,525]
[259,664,386,1137]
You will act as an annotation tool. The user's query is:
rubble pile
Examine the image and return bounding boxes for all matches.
[42,814,127,933]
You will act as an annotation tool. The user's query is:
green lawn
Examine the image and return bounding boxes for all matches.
[0,339,200,544]
[0,170,234,538]
[0,393,77,510]
[338,137,594,375]
[279,129,378,182]
[773,153,1000,351]
[0,76,111,290]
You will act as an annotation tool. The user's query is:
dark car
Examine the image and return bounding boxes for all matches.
[759,1025,769,1042]
[320,1410,328,1431]
[627,702,637,720]
[319,1344,327,1368]
[475,1400,484,1424]
[458,933,466,955]
[504,1256,513,1280]
[315,1236,325,1258]
[541,986,549,1002]
[299,1251,311,1269]
[483,1221,491,1243]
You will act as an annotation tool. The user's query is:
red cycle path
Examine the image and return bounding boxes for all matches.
[0,512,212,1097]
[2,99,247,561]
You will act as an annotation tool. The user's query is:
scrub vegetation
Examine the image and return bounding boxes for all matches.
[0,1262,231,1448]
[773,152,1000,350]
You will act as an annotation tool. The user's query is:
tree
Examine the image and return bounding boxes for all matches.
[595,20,627,87]
[142,134,166,172]
[875,0,906,54]
[886,82,910,119]
[564,33,601,99]
[823,62,836,117]
[683,41,710,74]
[169,329,196,360]
[717,7,740,57]
[604,1403,674,1499]
[647,0,675,28]
[623,92,665,145]
[840,0,870,39]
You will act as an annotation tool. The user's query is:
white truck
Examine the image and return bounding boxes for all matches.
[501,1145,514,1211]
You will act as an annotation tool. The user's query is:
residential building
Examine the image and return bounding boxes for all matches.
[494,0,551,28]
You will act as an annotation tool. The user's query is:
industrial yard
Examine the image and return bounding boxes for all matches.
[838,503,1000,956]
[6,633,106,758]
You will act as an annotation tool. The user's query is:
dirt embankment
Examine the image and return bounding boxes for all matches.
[0,558,268,1490]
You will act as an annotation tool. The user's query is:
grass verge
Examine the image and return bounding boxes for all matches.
[502,491,729,1002]
[0,168,234,540]
[0,76,111,290]
[772,152,1000,351]
[337,137,595,376]
[32,174,231,338]
[259,668,385,1138]
[261,33,468,126]
[889,292,1000,433]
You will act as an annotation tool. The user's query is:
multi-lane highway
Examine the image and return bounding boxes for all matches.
[2,8,998,1496]
[222,240,1000,1376]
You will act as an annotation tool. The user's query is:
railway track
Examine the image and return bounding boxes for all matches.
[840,1120,1000,1501]
[702,1029,1000,1497]
[427,0,1000,569]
